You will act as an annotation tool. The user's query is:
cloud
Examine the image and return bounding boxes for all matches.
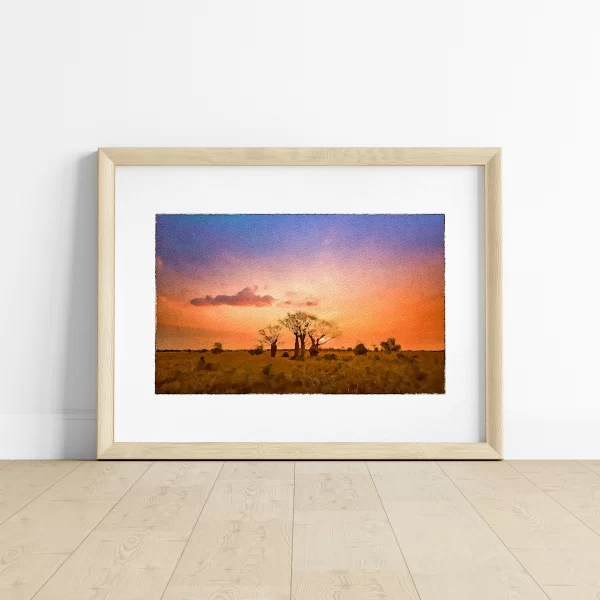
[277,291,320,308]
[190,286,276,308]
[304,298,320,306]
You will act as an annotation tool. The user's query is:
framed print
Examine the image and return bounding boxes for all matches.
[98,148,501,460]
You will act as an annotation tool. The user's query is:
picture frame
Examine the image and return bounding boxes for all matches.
[98,147,501,460]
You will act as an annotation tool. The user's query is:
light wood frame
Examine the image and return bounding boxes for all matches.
[98,147,502,460]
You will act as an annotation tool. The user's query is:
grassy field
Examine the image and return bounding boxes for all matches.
[155,349,445,394]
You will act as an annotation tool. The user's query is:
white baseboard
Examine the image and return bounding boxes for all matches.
[504,409,600,459]
[0,411,96,459]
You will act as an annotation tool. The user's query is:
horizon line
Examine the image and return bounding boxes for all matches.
[155,347,446,352]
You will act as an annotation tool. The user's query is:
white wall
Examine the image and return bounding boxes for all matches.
[1,0,598,459]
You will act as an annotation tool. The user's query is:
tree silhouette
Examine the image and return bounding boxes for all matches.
[380,337,401,353]
[280,311,313,358]
[307,318,341,356]
[258,324,283,357]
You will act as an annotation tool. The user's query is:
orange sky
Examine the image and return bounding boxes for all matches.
[156,214,445,350]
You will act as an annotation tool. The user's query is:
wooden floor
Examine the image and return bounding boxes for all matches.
[1,461,600,599]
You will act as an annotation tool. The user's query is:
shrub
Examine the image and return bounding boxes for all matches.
[248,344,264,356]
[381,338,401,353]
[262,364,272,376]
[353,343,368,355]
[397,352,416,363]
[195,357,219,371]
[323,353,338,361]
[282,351,290,357]
[211,342,224,355]
[373,355,381,360]
[199,349,208,353]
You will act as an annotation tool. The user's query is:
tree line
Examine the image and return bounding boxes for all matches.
[158,309,402,358]
[258,311,341,358]
[256,311,402,359]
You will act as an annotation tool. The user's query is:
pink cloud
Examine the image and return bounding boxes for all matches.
[276,291,320,308]
[190,286,276,308]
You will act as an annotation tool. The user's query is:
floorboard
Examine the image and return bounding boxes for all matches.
[162,461,293,600]
[0,460,81,524]
[442,460,600,599]
[510,460,600,535]
[370,461,548,599]
[293,461,419,599]
[33,461,222,600]
[581,461,600,477]
[0,461,151,600]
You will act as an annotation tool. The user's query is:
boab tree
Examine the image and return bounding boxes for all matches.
[280,311,313,358]
[258,324,283,357]
[308,318,341,356]
[380,337,401,353]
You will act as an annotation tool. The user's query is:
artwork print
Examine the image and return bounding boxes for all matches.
[156,214,445,394]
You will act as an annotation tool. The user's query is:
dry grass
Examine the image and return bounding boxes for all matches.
[155,350,445,394]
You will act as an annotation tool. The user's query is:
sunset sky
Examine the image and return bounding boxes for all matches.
[156,214,445,351]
